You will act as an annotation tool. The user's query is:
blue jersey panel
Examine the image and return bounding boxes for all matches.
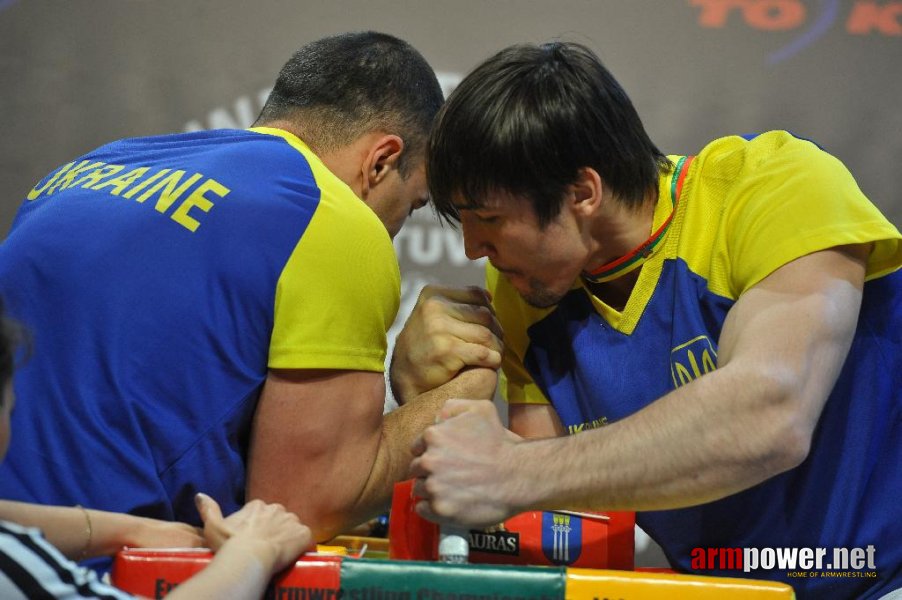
[525,259,734,429]
[0,130,320,529]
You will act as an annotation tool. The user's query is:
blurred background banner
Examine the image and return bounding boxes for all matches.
[1,0,899,564]
[2,0,900,291]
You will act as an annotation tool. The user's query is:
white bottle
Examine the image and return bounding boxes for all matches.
[438,525,469,563]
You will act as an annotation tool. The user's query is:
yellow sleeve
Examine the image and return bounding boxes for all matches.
[722,132,902,296]
[487,264,552,405]
[267,142,399,372]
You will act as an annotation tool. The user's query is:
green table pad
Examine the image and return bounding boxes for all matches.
[340,558,564,599]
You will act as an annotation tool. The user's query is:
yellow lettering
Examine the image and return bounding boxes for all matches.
[122,168,172,199]
[91,167,151,195]
[567,417,608,435]
[153,173,202,213]
[131,171,201,211]
[50,160,104,194]
[77,164,125,189]
[170,178,229,232]
[702,349,717,373]
[27,162,75,200]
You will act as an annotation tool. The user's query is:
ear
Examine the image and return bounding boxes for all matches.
[360,134,405,198]
[568,167,604,218]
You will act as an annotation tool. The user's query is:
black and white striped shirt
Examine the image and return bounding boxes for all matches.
[0,520,134,599]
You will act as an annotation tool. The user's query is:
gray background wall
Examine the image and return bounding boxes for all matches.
[2,0,899,312]
[1,0,900,565]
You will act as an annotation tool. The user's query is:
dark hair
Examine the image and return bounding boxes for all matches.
[429,42,670,226]
[256,31,443,177]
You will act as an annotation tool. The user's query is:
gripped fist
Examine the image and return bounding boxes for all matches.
[390,285,503,404]
[409,399,523,528]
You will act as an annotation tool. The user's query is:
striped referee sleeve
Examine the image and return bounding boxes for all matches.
[0,520,134,599]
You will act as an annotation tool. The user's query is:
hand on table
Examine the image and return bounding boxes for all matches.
[390,285,503,404]
[409,399,524,529]
[195,493,313,574]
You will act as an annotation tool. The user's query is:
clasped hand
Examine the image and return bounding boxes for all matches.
[391,285,504,404]
[409,398,524,529]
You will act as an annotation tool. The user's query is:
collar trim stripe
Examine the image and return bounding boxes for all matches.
[583,156,694,284]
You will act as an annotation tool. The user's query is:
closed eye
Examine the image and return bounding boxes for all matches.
[475,213,499,224]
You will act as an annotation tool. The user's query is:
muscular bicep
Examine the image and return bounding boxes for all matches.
[246,368,385,540]
[716,245,868,435]
[509,403,566,439]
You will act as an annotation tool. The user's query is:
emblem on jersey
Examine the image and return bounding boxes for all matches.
[670,335,718,388]
[542,512,582,565]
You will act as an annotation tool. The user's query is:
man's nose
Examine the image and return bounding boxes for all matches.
[462,223,492,261]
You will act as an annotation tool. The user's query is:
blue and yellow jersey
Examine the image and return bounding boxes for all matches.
[491,131,901,597]
[0,128,399,530]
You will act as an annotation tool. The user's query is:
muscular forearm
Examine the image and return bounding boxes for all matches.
[351,368,498,525]
[249,367,497,543]
[411,366,805,528]
[511,364,814,513]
